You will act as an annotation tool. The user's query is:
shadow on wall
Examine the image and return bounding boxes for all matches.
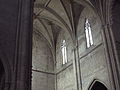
[0,60,5,90]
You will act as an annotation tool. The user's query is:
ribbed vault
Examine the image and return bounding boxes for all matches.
[33,0,92,54]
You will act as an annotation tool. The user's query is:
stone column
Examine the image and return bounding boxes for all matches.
[14,0,33,90]
[73,45,83,90]
[101,24,120,90]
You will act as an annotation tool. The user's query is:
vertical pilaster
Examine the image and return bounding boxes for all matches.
[14,0,33,90]
[101,24,120,90]
[73,43,83,90]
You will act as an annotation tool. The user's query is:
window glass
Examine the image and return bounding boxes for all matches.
[85,19,93,48]
[61,40,67,64]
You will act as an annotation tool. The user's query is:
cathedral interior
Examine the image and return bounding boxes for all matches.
[0,0,120,90]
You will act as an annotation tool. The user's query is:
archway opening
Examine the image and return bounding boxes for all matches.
[90,81,108,90]
[0,60,5,90]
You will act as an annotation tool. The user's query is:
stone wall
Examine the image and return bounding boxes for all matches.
[0,0,33,90]
[56,30,74,69]
[32,2,113,90]
[32,31,55,90]
[77,6,110,90]
[56,65,76,90]
[56,30,76,90]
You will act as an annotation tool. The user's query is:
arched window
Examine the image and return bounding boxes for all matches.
[89,81,108,90]
[85,19,93,48]
[61,40,67,65]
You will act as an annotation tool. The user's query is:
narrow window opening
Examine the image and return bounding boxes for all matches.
[85,19,93,48]
[61,40,67,65]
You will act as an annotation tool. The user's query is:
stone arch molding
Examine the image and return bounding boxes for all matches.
[88,79,108,90]
[0,49,12,90]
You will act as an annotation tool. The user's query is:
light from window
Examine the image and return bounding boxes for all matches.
[85,19,93,48]
[61,40,67,64]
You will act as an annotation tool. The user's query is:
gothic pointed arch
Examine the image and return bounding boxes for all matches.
[88,79,108,90]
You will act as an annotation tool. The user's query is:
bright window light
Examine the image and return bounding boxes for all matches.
[61,40,67,64]
[85,19,93,48]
